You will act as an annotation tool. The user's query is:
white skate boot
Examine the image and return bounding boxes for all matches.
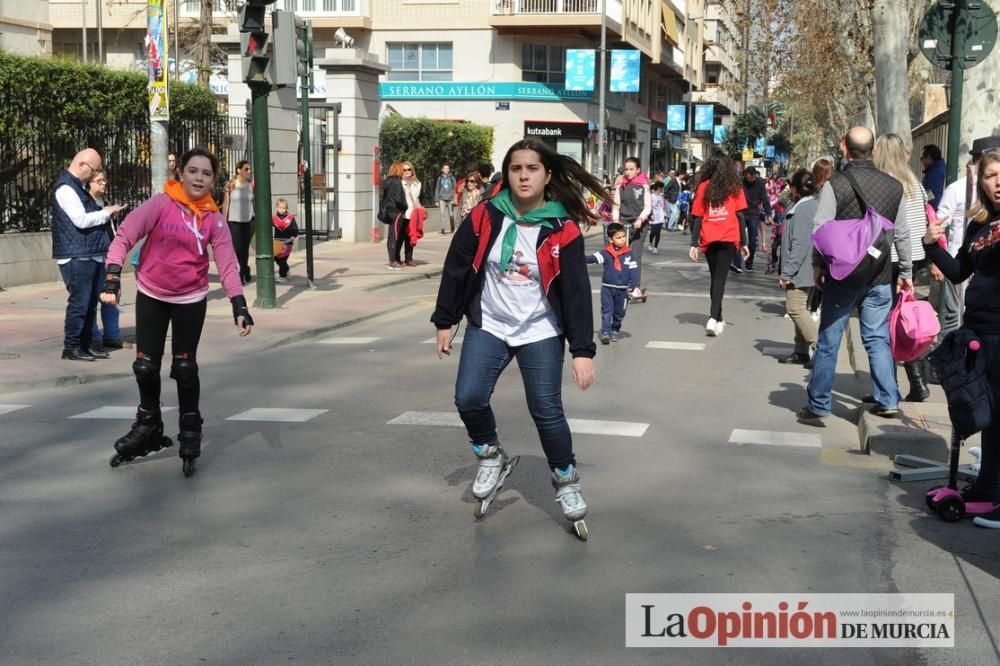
[471,443,520,519]
[552,465,589,541]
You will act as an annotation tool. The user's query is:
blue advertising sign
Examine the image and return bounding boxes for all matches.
[755,137,766,154]
[667,104,687,132]
[610,49,640,93]
[765,144,776,159]
[565,49,596,92]
[694,104,714,132]
[713,124,727,144]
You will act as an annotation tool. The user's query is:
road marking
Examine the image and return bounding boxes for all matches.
[423,337,463,345]
[71,406,177,419]
[650,261,700,267]
[729,429,822,448]
[316,336,381,344]
[762,345,794,357]
[388,411,649,437]
[639,291,786,301]
[226,408,328,423]
[646,341,706,351]
[0,404,30,416]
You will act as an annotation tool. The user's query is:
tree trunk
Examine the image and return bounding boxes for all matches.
[872,0,912,146]
[197,0,213,88]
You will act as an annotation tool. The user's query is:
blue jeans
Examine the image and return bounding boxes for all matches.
[90,300,121,344]
[600,285,628,334]
[666,201,679,230]
[59,258,103,351]
[454,326,575,470]
[807,281,898,415]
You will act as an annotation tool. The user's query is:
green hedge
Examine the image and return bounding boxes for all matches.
[379,115,493,203]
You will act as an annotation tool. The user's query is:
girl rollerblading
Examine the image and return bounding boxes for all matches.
[110,407,172,466]
[433,137,606,540]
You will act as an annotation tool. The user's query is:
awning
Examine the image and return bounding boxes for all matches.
[662,2,680,46]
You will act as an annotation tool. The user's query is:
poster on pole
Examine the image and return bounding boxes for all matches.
[765,145,776,159]
[755,137,766,154]
[713,125,727,144]
[565,49,596,91]
[667,105,686,132]
[609,50,640,93]
[146,0,169,121]
[694,104,714,132]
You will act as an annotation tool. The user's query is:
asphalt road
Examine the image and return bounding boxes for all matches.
[1,230,997,664]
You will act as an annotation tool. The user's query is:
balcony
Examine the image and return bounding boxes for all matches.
[180,0,371,30]
[490,0,623,33]
[703,42,738,75]
[691,82,738,115]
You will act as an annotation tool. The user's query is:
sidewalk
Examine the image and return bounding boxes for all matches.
[0,229,456,395]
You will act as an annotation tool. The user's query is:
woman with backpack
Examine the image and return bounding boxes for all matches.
[924,148,1000,526]
[431,137,607,540]
[874,134,931,402]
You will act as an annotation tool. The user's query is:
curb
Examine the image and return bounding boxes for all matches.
[0,371,134,397]
[857,406,949,460]
[363,268,443,292]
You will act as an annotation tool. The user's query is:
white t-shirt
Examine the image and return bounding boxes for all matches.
[480,216,561,346]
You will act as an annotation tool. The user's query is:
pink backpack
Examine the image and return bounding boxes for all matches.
[890,290,940,362]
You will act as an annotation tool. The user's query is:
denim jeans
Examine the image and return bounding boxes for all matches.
[59,258,103,351]
[807,280,898,415]
[600,285,628,334]
[666,201,679,230]
[90,300,121,344]
[454,326,575,470]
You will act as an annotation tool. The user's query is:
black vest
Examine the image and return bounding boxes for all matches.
[51,170,110,259]
[618,180,645,221]
[829,161,903,285]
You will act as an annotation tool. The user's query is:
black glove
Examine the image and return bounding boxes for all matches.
[230,295,254,329]
[103,264,122,300]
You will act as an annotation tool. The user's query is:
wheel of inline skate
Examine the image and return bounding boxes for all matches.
[109,454,124,468]
[182,458,196,478]
[937,497,964,523]
[474,504,485,520]
[573,520,589,541]
[160,436,174,451]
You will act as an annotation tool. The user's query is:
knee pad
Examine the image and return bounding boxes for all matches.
[132,353,160,382]
[169,353,199,388]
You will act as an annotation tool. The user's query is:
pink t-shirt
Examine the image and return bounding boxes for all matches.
[106,194,243,304]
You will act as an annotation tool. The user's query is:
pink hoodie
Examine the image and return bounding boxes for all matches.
[106,194,243,304]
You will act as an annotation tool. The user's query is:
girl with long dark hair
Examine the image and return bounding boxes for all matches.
[101,148,254,477]
[688,154,749,336]
[431,137,608,540]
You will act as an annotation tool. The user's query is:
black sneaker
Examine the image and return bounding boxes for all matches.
[745,265,755,273]
[730,264,743,274]
[83,346,110,359]
[102,339,124,349]
[860,394,876,404]
[778,352,809,365]
[870,405,899,418]
[796,407,827,423]
[61,348,95,362]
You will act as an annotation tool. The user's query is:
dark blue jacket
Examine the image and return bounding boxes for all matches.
[51,170,110,259]
[586,246,639,290]
[922,158,947,211]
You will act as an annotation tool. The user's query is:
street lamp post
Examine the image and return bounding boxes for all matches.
[596,0,607,180]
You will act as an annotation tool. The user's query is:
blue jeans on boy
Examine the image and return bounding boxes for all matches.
[90,300,121,344]
[454,325,575,470]
[600,285,628,334]
[807,280,898,415]
[59,258,103,352]
[666,201,679,230]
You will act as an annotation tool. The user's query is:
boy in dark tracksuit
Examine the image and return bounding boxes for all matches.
[586,222,639,344]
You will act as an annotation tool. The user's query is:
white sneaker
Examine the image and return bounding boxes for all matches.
[706,317,718,336]
[651,247,659,255]
[715,320,725,336]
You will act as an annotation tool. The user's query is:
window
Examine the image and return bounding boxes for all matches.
[521,44,565,84]
[386,43,453,81]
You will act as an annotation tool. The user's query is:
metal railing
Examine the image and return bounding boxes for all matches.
[491,0,599,14]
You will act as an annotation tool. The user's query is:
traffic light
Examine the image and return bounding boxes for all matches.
[239,1,276,85]
[270,10,309,88]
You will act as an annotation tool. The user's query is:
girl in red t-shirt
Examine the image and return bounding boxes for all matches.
[688,154,749,336]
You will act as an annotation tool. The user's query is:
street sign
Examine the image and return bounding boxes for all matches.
[919,0,997,70]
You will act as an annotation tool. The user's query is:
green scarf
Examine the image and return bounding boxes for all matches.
[490,189,567,271]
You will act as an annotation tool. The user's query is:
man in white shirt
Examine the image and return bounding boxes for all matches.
[51,148,123,361]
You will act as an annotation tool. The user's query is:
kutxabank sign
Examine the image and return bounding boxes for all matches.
[379,82,594,101]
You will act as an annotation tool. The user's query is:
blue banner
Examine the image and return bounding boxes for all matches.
[694,105,714,132]
[755,137,766,154]
[565,49,595,92]
[764,144,776,159]
[610,50,640,93]
[667,105,686,132]
[713,125,727,144]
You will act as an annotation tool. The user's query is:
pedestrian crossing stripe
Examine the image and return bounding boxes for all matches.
[317,336,381,344]
[589,290,785,301]
[226,408,328,423]
[645,341,706,351]
[728,429,822,448]
[0,404,29,416]
[387,411,649,438]
[71,406,177,419]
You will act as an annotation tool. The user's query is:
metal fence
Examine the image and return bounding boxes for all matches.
[1,114,249,234]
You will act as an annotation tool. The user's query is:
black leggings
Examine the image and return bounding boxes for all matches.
[387,216,413,263]
[228,220,254,281]
[648,223,663,248]
[705,242,737,320]
[134,292,207,414]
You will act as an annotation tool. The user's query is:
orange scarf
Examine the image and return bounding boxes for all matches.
[164,179,219,228]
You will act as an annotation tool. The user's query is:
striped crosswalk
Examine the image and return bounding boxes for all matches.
[387,410,649,438]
